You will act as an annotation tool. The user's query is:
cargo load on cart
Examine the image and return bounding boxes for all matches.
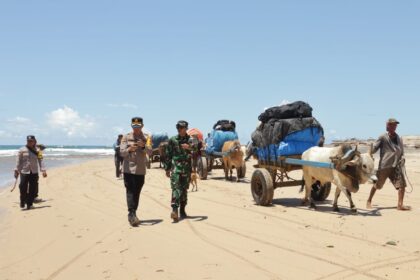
[251,101,324,165]
[205,120,239,155]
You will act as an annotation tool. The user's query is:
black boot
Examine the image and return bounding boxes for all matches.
[180,204,187,219]
[128,212,139,227]
[171,206,179,223]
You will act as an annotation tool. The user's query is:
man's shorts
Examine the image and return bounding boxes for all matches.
[374,167,406,190]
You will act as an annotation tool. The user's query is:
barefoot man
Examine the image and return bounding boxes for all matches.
[367,118,410,211]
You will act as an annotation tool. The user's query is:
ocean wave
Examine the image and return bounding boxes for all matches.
[45,148,114,156]
[0,148,114,158]
[0,150,18,157]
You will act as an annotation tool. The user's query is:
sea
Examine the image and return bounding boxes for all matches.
[0,145,114,191]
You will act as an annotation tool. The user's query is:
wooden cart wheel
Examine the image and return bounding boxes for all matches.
[238,161,246,178]
[311,181,331,201]
[197,156,208,180]
[251,168,274,206]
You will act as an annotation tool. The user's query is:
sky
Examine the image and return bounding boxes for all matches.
[0,0,419,145]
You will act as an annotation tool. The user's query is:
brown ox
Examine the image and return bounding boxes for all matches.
[222,140,244,182]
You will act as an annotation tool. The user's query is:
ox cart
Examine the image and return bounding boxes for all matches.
[147,147,164,169]
[147,133,169,169]
[197,120,246,181]
[251,156,332,206]
[197,150,246,180]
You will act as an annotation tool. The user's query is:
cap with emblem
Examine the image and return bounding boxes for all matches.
[27,135,36,141]
[387,118,400,124]
[176,120,189,129]
[131,117,144,128]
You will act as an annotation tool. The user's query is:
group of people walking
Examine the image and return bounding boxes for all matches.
[114,117,193,226]
[14,116,410,226]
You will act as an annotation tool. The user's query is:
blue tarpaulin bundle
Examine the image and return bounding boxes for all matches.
[152,133,169,149]
[205,130,239,154]
[256,127,323,163]
[251,102,324,164]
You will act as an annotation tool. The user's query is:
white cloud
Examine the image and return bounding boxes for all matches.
[107,103,138,109]
[4,116,40,139]
[329,129,337,135]
[46,106,95,137]
[7,116,31,125]
[112,126,125,135]
[0,130,12,137]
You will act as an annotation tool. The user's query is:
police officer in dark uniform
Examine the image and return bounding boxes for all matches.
[119,117,151,226]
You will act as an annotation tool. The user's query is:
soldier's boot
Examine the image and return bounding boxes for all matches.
[171,206,179,223]
[180,204,187,219]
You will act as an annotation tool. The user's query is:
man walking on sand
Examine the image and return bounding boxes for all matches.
[14,135,47,210]
[367,118,410,211]
[120,117,151,226]
[164,120,192,222]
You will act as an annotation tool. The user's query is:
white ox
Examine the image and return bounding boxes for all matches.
[301,145,375,213]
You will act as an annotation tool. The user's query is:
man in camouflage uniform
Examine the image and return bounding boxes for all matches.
[165,120,192,222]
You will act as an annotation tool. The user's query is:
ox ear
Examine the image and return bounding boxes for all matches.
[344,158,358,167]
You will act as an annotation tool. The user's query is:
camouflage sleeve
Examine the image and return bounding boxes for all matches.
[164,138,174,171]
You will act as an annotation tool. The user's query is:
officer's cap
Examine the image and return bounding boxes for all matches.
[131,117,144,128]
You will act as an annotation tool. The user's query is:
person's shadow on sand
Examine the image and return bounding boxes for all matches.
[23,205,52,211]
[272,198,382,217]
[139,219,164,226]
[184,215,208,222]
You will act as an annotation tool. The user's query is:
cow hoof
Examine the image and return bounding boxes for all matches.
[333,206,340,212]
[301,199,308,206]
[350,208,358,214]
[310,202,317,209]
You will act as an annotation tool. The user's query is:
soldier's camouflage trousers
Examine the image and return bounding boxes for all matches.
[171,172,190,208]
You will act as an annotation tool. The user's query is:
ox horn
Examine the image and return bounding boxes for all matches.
[369,142,373,157]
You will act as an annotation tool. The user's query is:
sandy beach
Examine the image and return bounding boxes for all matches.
[1,151,420,280]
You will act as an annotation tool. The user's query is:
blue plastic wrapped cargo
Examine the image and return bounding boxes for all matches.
[205,130,239,154]
[256,127,322,163]
[277,127,322,157]
[152,133,169,149]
